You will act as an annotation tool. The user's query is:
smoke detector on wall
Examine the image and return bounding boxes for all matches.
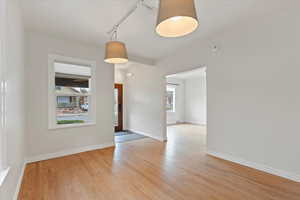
[126,72,134,77]
[211,44,218,52]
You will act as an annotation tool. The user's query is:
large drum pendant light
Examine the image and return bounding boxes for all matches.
[156,0,199,38]
[104,41,128,64]
[104,27,128,64]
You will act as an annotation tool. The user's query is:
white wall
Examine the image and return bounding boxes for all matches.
[185,75,207,125]
[157,2,300,181]
[114,68,126,84]
[25,32,114,159]
[125,62,166,141]
[166,77,185,124]
[0,0,26,199]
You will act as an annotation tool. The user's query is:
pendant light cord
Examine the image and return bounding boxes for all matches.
[110,26,119,41]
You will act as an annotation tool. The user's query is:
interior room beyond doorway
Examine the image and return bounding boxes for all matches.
[166,67,207,140]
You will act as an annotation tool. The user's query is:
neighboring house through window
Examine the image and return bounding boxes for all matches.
[48,55,96,129]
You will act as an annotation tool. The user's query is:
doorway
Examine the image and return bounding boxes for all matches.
[114,68,149,143]
[114,84,123,132]
[165,67,207,142]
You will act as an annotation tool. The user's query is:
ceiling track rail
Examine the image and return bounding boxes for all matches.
[107,0,154,36]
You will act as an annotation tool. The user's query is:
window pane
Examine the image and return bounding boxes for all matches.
[114,88,118,126]
[55,62,91,89]
[54,62,93,125]
[55,86,90,95]
[166,91,174,111]
[166,87,175,112]
[55,76,89,88]
[56,96,90,124]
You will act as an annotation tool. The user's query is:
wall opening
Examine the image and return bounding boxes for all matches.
[165,67,207,144]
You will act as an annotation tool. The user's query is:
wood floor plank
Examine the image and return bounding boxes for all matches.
[18,125,300,200]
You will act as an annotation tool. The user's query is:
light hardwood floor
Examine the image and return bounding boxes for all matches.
[18,124,300,200]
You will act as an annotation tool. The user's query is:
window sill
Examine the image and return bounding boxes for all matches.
[49,122,96,130]
[0,167,10,187]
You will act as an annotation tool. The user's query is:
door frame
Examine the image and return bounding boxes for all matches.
[114,84,123,132]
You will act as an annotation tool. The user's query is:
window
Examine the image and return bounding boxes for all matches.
[0,0,8,185]
[166,86,175,112]
[48,55,96,129]
[114,88,119,126]
[0,80,8,186]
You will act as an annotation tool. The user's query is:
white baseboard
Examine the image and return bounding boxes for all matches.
[26,142,115,163]
[13,161,26,200]
[167,122,187,126]
[166,123,178,126]
[207,150,300,183]
[184,121,207,126]
[129,129,167,142]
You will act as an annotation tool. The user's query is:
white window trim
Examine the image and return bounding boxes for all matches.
[0,0,9,187]
[0,79,9,187]
[166,86,176,113]
[0,167,9,186]
[48,54,97,130]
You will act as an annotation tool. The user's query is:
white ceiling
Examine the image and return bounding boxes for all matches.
[21,0,282,63]
[167,67,206,80]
